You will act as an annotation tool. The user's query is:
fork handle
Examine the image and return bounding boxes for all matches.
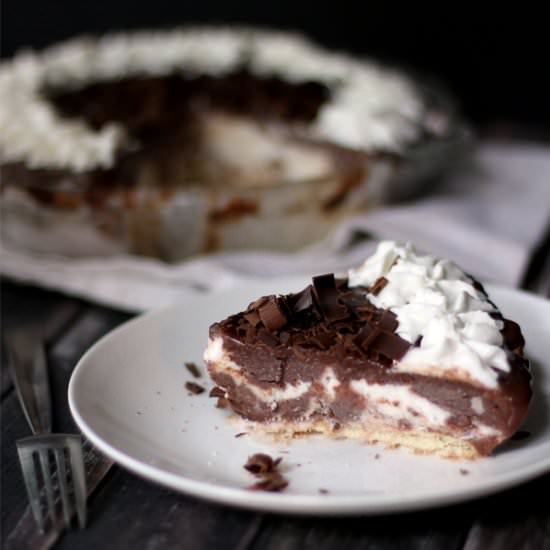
[7,330,52,435]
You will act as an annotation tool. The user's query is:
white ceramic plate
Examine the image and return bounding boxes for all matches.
[69,278,550,515]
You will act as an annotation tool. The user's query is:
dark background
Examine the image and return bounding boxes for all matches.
[1,2,549,137]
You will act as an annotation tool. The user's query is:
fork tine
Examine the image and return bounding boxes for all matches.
[54,448,72,527]
[38,448,56,528]
[66,436,87,528]
[16,445,45,532]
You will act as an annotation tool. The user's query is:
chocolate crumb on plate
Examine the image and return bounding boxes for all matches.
[185,381,205,395]
[185,362,202,378]
[244,453,279,475]
[318,488,329,494]
[235,432,248,438]
[244,453,289,492]
[460,469,470,475]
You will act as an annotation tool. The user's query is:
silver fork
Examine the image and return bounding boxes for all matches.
[7,327,87,531]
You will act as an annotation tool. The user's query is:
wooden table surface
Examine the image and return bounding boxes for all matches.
[2,259,550,549]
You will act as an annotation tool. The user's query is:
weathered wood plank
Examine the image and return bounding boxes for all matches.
[250,507,471,550]
[461,473,550,550]
[54,468,260,550]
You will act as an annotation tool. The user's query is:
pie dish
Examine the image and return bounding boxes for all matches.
[0,28,469,260]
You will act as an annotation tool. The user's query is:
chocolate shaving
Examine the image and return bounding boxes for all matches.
[312,274,348,322]
[244,453,278,475]
[244,453,288,492]
[216,397,229,409]
[244,311,261,327]
[290,285,316,313]
[185,381,205,395]
[247,297,269,311]
[369,276,388,296]
[354,324,377,350]
[209,386,226,398]
[235,432,248,438]
[370,332,411,361]
[310,331,336,350]
[184,362,202,378]
[258,297,287,332]
[379,310,398,333]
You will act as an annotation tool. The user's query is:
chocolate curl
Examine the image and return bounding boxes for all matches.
[379,310,398,333]
[258,297,287,332]
[243,311,261,327]
[290,285,315,313]
[354,323,377,350]
[369,276,388,296]
[312,274,348,322]
[369,332,411,361]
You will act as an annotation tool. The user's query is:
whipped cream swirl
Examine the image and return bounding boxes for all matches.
[348,242,510,388]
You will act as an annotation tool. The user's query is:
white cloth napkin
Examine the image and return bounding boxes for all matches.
[2,141,549,312]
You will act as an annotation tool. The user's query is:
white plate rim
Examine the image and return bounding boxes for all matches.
[68,280,550,516]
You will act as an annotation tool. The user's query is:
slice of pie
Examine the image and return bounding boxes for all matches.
[204,242,532,459]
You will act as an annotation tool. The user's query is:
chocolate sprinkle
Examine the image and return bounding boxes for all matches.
[185,381,205,394]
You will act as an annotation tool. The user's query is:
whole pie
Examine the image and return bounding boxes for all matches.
[0,29,463,259]
[205,242,532,459]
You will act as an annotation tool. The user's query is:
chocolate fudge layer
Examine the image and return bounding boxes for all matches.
[205,242,532,459]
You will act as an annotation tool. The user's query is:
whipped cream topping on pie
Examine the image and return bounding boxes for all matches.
[348,242,509,388]
[0,28,437,171]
